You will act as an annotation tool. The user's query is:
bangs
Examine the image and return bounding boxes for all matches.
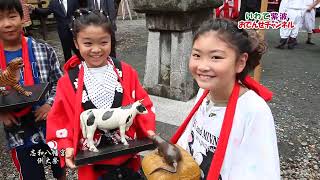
[0,0,23,18]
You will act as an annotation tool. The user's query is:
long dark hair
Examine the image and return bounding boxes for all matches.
[193,18,267,80]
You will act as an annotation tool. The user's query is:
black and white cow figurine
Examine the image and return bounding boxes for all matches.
[80,99,148,152]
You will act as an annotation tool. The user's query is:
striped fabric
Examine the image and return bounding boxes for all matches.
[30,37,63,106]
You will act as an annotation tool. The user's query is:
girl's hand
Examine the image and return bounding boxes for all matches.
[147,130,156,139]
[65,148,77,169]
[35,104,51,122]
[0,112,19,127]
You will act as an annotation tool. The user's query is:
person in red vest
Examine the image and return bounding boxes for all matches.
[0,0,65,179]
[46,9,156,180]
[170,18,280,180]
[216,0,240,19]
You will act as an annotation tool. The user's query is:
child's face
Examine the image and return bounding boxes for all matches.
[0,9,23,42]
[74,25,111,68]
[189,31,246,92]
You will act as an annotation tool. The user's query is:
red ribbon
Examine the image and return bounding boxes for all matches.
[242,75,273,101]
[171,75,273,179]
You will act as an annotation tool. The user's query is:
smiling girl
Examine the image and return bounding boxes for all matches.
[46,9,156,180]
[171,18,280,180]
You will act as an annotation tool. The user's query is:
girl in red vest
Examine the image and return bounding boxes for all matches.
[171,18,280,180]
[46,9,156,180]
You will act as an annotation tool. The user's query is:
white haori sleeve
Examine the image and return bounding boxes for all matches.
[228,103,280,180]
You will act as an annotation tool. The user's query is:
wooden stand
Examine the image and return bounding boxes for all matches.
[75,138,156,166]
[0,83,50,111]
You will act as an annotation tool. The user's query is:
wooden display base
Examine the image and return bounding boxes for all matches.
[0,83,50,111]
[75,138,156,166]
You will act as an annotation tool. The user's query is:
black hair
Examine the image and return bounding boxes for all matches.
[193,18,267,81]
[0,0,23,18]
[70,8,113,61]
[70,8,112,38]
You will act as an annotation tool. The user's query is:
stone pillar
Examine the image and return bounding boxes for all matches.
[132,0,222,101]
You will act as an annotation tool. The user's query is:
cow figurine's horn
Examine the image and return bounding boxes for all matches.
[138,99,144,103]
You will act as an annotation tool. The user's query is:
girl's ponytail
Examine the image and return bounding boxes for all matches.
[239,30,267,80]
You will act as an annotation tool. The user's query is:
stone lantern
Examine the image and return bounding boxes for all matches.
[132,0,222,101]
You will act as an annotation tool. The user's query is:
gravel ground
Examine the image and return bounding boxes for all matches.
[262,24,320,179]
[0,18,319,179]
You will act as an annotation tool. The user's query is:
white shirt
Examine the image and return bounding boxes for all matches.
[281,0,315,10]
[95,0,101,10]
[61,0,68,13]
[177,89,281,180]
[88,64,109,83]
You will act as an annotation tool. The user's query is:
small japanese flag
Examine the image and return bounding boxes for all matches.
[56,129,68,138]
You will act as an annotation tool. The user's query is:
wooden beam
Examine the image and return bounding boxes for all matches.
[254,0,269,82]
